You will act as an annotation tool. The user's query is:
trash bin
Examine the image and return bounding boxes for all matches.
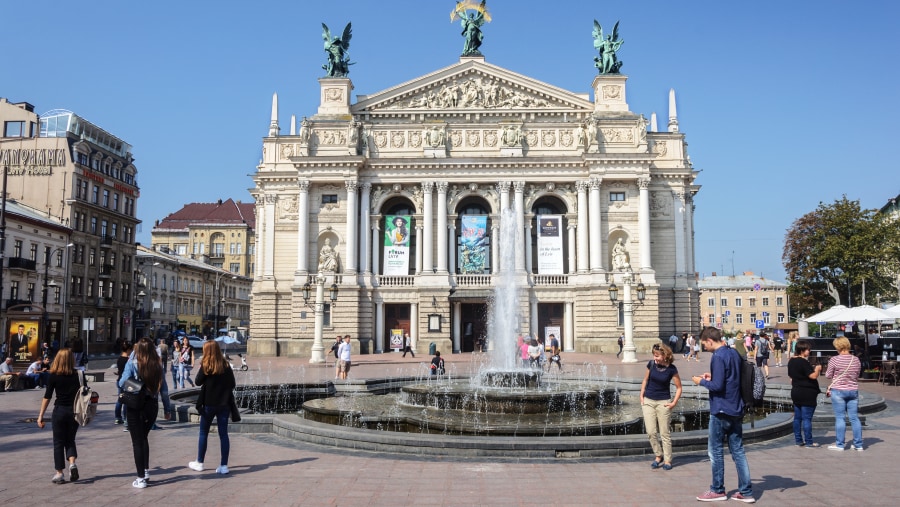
[429,342,436,355]
[359,338,370,355]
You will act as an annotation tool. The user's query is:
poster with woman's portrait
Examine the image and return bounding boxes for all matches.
[383,215,411,275]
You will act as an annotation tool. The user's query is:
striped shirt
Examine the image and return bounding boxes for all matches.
[825,353,860,391]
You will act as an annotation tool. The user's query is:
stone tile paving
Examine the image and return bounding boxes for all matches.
[1,351,897,506]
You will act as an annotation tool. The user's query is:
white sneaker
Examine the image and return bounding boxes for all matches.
[132,478,147,489]
[852,446,864,452]
[827,444,844,451]
[144,470,150,481]
[188,461,204,472]
[216,465,230,475]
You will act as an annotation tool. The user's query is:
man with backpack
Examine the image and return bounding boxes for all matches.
[754,332,772,379]
[691,327,755,503]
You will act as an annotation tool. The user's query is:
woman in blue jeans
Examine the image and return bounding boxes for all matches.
[825,337,863,451]
[787,340,822,446]
[188,340,235,475]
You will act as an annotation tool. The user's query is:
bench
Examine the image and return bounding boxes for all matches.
[84,370,106,382]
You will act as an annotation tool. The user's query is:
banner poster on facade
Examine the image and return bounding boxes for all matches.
[383,215,411,275]
[458,215,489,274]
[536,215,564,274]
[7,320,40,363]
[389,329,403,351]
[544,326,561,351]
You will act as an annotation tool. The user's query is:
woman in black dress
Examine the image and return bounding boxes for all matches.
[37,348,82,483]
[787,340,822,447]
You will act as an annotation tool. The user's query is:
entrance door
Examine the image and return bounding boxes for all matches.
[538,303,565,348]
[384,304,410,352]
[460,303,488,352]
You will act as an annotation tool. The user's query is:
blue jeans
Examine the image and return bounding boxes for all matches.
[793,405,816,445]
[830,389,863,448]
[708,413,752,496]
[198,405,230,466]
[159,377,172,416]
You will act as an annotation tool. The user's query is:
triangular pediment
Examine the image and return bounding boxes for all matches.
[353,57,594,114]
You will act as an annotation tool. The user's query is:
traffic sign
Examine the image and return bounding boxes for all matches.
[725,310,731,316]
[762,312,769,317]
[755,320,765,329]
[753,283,761,291]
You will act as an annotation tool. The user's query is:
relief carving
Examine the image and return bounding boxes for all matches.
[560,130,574,147]
[385,76,553,110]
[280,144,294,159]
[279,195,299,220]
[320,130,347,145]
[541,130,556,147]
[484,130,498,148]
[525,130,538,147]
[650,191,672,218]
[653,140,668,157]
[325,88,344,102]
[390,131,405,148]
[374,131,388,148]
[601,85,621,100]
[600,128,633,143]
[449,130,463,147]
[409,130,422,148]
[466,130,481,147]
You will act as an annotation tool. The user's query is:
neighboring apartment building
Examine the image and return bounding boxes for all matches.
[249,48,702,357]
[698,272,788,334]
[150,199,256,277]
[134,245,251,340]
[0,200,72,364]
[1,98,140,354]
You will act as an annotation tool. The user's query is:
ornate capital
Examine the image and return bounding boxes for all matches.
[359,182,372,192]
[589,177,603,190]
[422,181,434,193]
[576,180,590,193]
[264,194,278,205]
[298,179,310,193]
[345,179,358,193]
[436,181,449,194]
[513,181,526,193]
[496,181,511,193]
[637,176,651,190]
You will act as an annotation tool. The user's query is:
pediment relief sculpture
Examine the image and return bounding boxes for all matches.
[378,75,559,111]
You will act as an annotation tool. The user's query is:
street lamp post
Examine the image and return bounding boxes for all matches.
[304,275,339,363]
[608,268,645,363]
[213,272,236,338]
[135,261,159,341]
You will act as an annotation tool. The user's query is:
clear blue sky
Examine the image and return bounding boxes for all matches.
[3,0,898,282]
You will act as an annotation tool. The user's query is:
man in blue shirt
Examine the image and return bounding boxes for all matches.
[692,327,755,503]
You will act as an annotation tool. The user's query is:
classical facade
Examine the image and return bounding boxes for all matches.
[1,98,140,354]
[150,198,256,277]
[698,273,788,335]
[249,54,700,357]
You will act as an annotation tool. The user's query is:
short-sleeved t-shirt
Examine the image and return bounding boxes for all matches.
[644,361,678,400]
[787,357,820,407]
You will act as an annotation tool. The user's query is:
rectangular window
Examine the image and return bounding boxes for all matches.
[609,191,626,202]
[13,240,22,257]
[707,297,715,307]
[102,189,110,207]
[708,313,715,325]
[101,220,108,237]
[92,185,99,204]
[111,223,118,240]
[90,217,97,234]
[322,194,338,204]
[722,315,729,324]
[3,121,25,137]
[763,314,771,325]
[776,296,784,306]
[43,246,51,265]
[749,297,756,307]
[735,297,742,307]
[229,242,237,255]
[75,179,85,199]
[29,243,38,261]
[212,243,224,256]
[27,282,36,301]
[248,244,255,255]
[777,313,785,323]
[89,248,96,266]
[721,297,727,307]
[237,243,243,254]
[762,297,769,306]
[10,281,19,300]
[230,262,240,273]
[750,313,757,323]
[98,280,105,299]
[736,314,743,324]
[53,286,61,304]
[56,249,64,267]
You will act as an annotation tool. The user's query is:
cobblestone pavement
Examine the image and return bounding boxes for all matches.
[1,350,897,506]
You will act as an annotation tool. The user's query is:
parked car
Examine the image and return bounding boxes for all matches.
[187,336,207,349]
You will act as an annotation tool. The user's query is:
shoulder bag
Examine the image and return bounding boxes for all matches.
[119,376,146,409]
[826,356,855,397]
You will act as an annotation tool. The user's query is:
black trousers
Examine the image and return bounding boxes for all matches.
[51,406,78,471]
[125,398,159,477]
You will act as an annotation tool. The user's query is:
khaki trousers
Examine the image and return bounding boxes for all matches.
[641,397,673,462]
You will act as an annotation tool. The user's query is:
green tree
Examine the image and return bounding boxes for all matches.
[782,196,897,317]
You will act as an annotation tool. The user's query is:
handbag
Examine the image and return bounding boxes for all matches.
[826,357,854,397]
[119,377,146,409]
[73,371,99,426]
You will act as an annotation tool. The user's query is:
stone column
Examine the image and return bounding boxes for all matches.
[448,222,457,275]
[254,201,264,279]
[436,182,448,273]
[685,193,695,275]
[565,301,575,352]
[638,176,652,270]
[491,222,500,274]
[589,177,602,272]
[359,183,371,274]
[410,302,418,351]
[576,181,589,273]
[674,190,687,276]
[567,223,576,275]
[264,194,277,278]
[525,220,533,274]
[513,181,525,272]
[344,180,358,274]
[452,301,462,353]
[415,225,424,275]
[422,182,434,272]
[371,222,381,275]
[373,300,384,353]
[297,180,310,274]
[497,181,510,211]
[530,297,538,338]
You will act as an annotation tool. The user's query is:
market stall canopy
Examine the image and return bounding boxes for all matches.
[804,305,847,323]
[813,305,896,323]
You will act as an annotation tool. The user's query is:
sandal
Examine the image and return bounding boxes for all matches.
[662,463,673,470]
[807,442,820,448]
[650,458,662,469]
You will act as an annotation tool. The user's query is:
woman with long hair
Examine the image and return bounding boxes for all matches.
[825,337,863,451]
[118,338,162,488]
[639,343,683,470]
[171,340,182,388]
[788,340,822,447]
[188,340,235,475]
[180,337,195,388]
[36,349,82,484]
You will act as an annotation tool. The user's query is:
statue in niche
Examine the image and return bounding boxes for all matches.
[299,117,311,144]
[322,22,353,78]
[612,238,630,270]
[453,1,490,56]
[424,125,445,148]
[592,20,624,74]
[318,238,340,272]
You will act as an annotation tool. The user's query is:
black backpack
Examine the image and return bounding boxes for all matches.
[740,358,766,410]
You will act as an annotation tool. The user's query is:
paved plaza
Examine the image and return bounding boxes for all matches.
[1,350,897,506]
